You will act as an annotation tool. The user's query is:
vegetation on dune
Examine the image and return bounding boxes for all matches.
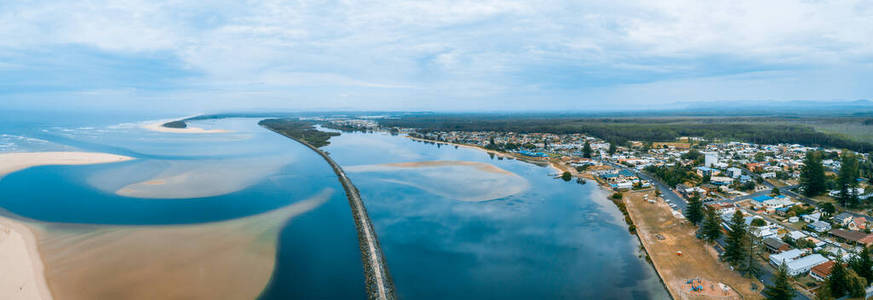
[259,119,340,148]
[162,120,187,128]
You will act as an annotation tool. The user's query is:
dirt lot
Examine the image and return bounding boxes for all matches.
[623,190,763,300]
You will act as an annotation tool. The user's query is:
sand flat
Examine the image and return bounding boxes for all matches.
[142,119,229,134]
[35,188,333,300]
[345,161,529,202]
[0,215,53,300]
[0,152,134,179]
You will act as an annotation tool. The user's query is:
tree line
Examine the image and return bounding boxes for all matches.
[379,117,873,153]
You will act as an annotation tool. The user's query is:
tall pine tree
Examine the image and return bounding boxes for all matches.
[724,210,747,266]
[685,193,704,225]
[850,246,873,285]
[838,150,860,207]
[583,141,593,158]
[702,207,722,243]
[829,258,849,298]
[800,151,827,197]
[763,262,795,300]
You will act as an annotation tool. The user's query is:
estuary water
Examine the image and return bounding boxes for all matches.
[0,111,668,299]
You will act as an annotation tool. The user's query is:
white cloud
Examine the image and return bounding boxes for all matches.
[1,0,872,110]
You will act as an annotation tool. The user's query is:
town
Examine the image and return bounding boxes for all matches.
[330,118,873,300]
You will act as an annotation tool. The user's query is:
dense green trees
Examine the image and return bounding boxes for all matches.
[583,141,593,158]
[685,194,704,225]
[763,263,795,300]
[380,116,873,153]
[561,172,572,181]
[826,258,868,298]
[837,150,860,207]
[259,119,340,148]
[724,211,747,266]
[644,165,698,187]
[701,208,722,243]
[850,247,873,285]
[608,142,617,155]
[800,151,827,197]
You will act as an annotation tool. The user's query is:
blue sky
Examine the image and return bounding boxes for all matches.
[2,0,872,113]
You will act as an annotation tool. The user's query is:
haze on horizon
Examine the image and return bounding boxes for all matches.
[2,1,872,113]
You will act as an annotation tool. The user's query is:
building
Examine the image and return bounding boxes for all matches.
[704,152,718,168]
[811,261,836,281]
[726,167,743,178]
[770,249,804,266]
[833,212,855,227]
[763,237,791,253]
[710,176,733,186]
[829,229,873,246]
[801,212,821,223]
[786,254,829,276]
[808,221,832,233]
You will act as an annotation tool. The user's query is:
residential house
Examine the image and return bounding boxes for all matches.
[808,221,831,233]
[801,212,821,223]
[829,229,873,247]
[810,261,836,281]
[763,237,791,253]
[769,249,804,266]
[786,254,829,276]
[834,212,855,227]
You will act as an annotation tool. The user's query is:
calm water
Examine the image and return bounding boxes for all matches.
[324,131,670,299]
[0,111,668,299]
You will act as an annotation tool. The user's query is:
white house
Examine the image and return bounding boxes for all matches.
[770,249,804,266]
[786,254,829,276]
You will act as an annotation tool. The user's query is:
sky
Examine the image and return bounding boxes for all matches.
[1,0,872,113]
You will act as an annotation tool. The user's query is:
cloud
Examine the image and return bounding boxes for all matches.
[1,0,872,111]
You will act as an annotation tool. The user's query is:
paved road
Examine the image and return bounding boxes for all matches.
[602,161,688,212]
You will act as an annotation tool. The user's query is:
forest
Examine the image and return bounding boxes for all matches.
[379,115,873,153]
[258,118,340,148]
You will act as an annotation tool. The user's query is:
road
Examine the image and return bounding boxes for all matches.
[602,161,688,212]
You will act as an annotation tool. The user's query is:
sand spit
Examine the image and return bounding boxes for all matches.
[345,161,529,202]
[0,215,53,300]
[0,152,133,180]
[141,119,229,134]
[35,188,333,300]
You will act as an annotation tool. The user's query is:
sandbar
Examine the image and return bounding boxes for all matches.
[0,152,134,180]
[142,119,229,134]
[345,161,529,202]
[34,188,333,300]
[0,215,53,300]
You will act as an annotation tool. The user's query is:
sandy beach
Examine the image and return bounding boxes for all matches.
[141,119,229,134]
[34,188,333,300]
[0,215,52,300]
[0,152,134,179]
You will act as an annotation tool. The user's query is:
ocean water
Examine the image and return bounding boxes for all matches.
[0,111,668,299]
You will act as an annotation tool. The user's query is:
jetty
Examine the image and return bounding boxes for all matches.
[263,126,397,300]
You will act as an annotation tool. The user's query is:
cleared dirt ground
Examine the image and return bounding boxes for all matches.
[623,190,763,300]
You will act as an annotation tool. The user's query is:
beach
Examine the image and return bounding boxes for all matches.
[34,188,333,300]
[0,215,52,300]
[0,152,133,179]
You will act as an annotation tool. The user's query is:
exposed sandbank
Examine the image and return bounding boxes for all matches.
[141,119,229,134]
[0,215,53,300]
[0,152,134,180]
[107,156,292,199]
[34,188,333,300]
[345,161,529,202]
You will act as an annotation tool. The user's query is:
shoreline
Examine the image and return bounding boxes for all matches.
[405,136,572,175]
[0,152,134,179]
[0,214,52,300]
